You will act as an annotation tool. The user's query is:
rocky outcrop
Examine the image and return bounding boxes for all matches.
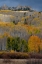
[0,14,14,22]
[1,4,8,10]
[0,5,33,11]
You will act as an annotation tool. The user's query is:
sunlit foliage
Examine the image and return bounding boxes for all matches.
[28,35,41,53]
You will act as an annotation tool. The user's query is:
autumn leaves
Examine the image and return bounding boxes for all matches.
[28,35,42,53]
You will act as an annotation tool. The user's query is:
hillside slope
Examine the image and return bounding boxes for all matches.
[0,10,42,50]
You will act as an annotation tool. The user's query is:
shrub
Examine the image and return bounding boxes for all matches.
[0,52,29,59]
[0,52,42,59]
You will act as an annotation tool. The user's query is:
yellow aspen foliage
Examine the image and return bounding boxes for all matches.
[40,40,42,51]
[33,18,40,21]
[0,35,3,38]
[18,22,22,25]
[28,35,41,53]
[0,22,14,28]
[3,32,10,37]
[10,50,14,53]
[0,10,12,13]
